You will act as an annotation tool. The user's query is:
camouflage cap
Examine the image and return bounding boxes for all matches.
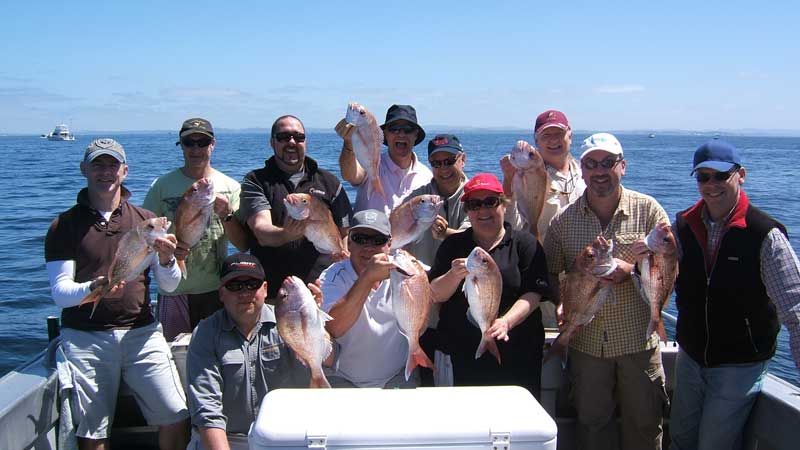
[84,138,126,164]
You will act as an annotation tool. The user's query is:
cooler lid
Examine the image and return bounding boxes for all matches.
[249,385,557,448]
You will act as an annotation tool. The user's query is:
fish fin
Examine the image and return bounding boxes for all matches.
[405,345,434,381]
[648,319,668,342]
[80,287,105,319]
[309,368,331,389]
[176,259,187,279]
[543,332,568,366]
[418,261,431,272]
[481,337,502,365]
[372,176,386,202]
[318,308,334,323]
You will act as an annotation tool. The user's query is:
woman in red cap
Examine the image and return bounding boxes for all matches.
[429,173,552,397]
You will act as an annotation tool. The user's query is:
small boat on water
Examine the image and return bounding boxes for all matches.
[43,124,75,141]
[649,133,656,138]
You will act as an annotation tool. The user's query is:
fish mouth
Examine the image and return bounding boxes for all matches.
[394,266,413,277]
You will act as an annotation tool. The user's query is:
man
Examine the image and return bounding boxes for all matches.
[543,133,670,450]
[240,115,352,299]
[502,109,586,240]
[337,104,433,214]
[668,141,800,450]
[186,253,314,450]
[319,209,415,387]
[44,139,189,450]
[143,118,249,340]
[403,133,471,267]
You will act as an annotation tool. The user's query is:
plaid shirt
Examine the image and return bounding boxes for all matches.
[704,208,800,370]
[544,187,669,358]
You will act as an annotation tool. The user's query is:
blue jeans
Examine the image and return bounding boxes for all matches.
[669,349,767,450]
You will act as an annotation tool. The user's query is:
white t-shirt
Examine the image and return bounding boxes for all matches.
[319,259,407,387]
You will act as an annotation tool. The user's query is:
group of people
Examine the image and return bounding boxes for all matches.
[43,105,800,450]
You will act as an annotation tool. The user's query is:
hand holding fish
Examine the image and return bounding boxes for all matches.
[361,253,395,284]
[307,279,323,307]
[630,239,652,264]
[173,240,190,260]
[487,316,511,342]
[599,258,634,286]
[334,118,355,147]
[90,277,126,299]
[431,216,449,241]
[449,258,469,280]
[282,217,306,242]
[213,195,233,218]
[153,234,178,265]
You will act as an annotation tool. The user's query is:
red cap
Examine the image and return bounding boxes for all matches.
[534,110,570,135]
[460,173,504,201]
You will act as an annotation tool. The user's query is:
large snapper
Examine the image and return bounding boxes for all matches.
[80,217,172,317]
[389,194,443,250]
[283,192,346,259]
[345,102,385,202]
[509,141,550,238]
[636,223,679,341]
[388,249,434,381]
[276,276,333,389]
[174,177,215,278]
[545,237,617,363]
[463,247,503,364]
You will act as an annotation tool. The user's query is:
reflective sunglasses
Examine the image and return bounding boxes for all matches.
[224,279,263,292]
[582,156,623,170]
[695,168,738,183]
[181,137,213,148]
[429,156,459,169]
[349,233,390,246]
[464,196,502,212]
[274,132,307,143]
[386,124,417,135]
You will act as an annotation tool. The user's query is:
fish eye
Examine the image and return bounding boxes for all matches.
[302,199,308,204]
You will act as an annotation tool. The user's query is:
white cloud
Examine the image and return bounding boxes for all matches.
[593,84,645,94]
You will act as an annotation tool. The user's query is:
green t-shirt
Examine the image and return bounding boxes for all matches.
[143,168,241,295]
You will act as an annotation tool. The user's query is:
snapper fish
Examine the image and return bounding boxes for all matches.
[509,140,550,239]
[276,276,333,389]
[80,217,172,318]
[634,223,679,342]
[545,236,617,363]
[284,192,347,259]
[344,102,385,202]
[389,194,443,250]
[388,249,435,381]
[173,177,215,278]
[463,247,503,364]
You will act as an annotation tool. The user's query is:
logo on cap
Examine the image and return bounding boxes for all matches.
[547,112,556,120]
[188,120,205,128]
[432,137,449,146]
[232,262,257,269]
[365,211,378,223]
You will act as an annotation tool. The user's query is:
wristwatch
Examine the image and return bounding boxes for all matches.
[224,213,235,222]
[160,257,177,268]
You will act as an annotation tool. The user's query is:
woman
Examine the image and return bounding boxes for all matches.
[429,173,552,397]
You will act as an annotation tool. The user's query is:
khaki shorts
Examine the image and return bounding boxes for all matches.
[61,321,189,439]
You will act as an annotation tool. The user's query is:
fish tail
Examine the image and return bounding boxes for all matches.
[475,337,502,365]
[648,319,668,342]
[405,345,434,381]
[176,259,187,279]
[543,332,569,365]
[80,287,106,319]
[309,367,331,389]
[373,176,386,201]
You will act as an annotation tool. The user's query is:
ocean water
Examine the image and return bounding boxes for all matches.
[0,131,798,387]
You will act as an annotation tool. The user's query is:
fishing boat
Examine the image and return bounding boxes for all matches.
[43,124,75,141]
[1,312,797,450]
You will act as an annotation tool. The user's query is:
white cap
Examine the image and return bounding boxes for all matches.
[579,133,623,160]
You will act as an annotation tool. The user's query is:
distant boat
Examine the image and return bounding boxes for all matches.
[713,133,721,140]
[648,133,656,138]
[44,124,75,141]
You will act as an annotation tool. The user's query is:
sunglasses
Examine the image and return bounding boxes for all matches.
[274,132,306,143]
[582,156,623,170]
[386,124,417,135]
[224,279,262,292]
[349,233,390,246]
[464,196,502,211]
[429,156,459,169]
[695,168,738,183]
[181,137,213,148]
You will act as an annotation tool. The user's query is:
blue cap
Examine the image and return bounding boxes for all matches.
[692,141,742,174]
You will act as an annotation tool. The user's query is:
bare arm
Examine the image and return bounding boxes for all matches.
[198,426,231,450]
[336,119,367,185]
[326,254,393,337]
[214,195,249,251]
[500,154,515,197]
[488,292,540,341]
[246,209,305,248]
[430,258,469,303]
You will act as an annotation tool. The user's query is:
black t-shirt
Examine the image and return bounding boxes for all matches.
[429,223,551,386]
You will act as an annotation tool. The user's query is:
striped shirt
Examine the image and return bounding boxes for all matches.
[704,209,800,369]
[544,187,669,358]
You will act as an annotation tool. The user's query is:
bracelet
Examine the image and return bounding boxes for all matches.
[160,257,176,268]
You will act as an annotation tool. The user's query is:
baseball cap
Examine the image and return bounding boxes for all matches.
[84,138,126,164]
[176,118,214,145]
[579,133,624,160]
[350,209,391,236]
[691,140,742,174]
[534,110,570,135]
[219,253,266,283]
[460,173,504,201]
[427,134,463,157]
[380,104,426,146]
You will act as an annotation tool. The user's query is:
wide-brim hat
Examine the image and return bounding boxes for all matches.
[380,104,425,146]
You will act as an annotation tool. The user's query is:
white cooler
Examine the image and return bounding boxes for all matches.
[248,385,557,449]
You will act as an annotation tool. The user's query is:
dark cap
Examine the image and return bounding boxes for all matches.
[176,118,214,145]
[534,110,570,135]
[350,209,391,236]
[692,140,742,174]
[460,173,504,201]
[427,134,463,157]
[219,253,265,283]
[380,104,426,146]
[84,138,126,164]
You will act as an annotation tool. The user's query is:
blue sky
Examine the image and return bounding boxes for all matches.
[2,1,798,134]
